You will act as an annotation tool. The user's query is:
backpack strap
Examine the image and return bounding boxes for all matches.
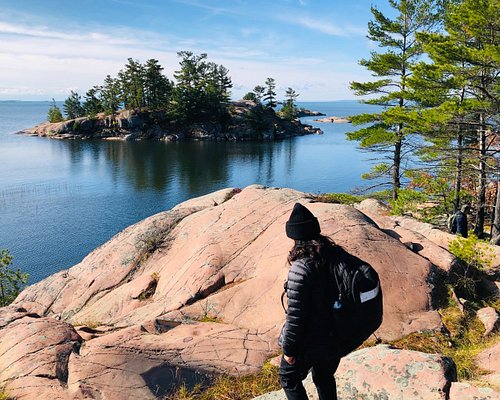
[280,280,288,313]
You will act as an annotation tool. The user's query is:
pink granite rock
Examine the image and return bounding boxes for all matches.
[357,199,458,272]
[335,345,456,399]
[0,307,81,399]
[254,345,458,400]
[477,307,499,336]
[1,186,453,399]
[449,382,500,400]
[476,342,500,388]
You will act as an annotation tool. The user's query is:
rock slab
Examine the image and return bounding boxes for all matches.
[254,345,457,400]
[1,186,450,399]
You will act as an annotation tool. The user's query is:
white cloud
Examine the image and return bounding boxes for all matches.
[280,15,365,37]
[0,13,370,101]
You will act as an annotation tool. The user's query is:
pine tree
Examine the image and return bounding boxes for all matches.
[280,87,299,121]
[263,78,277,108]
[253,85,265,103]
[63,91,84,119]
[83,86,104,117]
[100,75,121,114]
[411,0,499,238]
[47,98,63,123]
[144,59,172,109]
[118,58,146,109]
[348,0,444,200]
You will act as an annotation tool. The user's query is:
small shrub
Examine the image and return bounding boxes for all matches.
[199,300,222,323]
[135,224,174,262]
[448,234,494,299]
[316,193,365,204]
[0,249,29,307]
[390,188,427,216]
[137,272,160,301]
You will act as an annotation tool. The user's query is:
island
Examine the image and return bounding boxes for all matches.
[19,100,323,141]
[313,116,352,123]
[20,54,324,142]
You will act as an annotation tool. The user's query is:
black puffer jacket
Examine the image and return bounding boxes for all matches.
[280,257,338,360]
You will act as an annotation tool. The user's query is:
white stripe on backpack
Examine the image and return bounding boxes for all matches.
[360,281,380,303]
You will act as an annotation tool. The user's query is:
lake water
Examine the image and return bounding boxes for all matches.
[0,100,380,283]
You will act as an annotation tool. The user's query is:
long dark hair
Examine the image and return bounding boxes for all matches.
[287,234,339,266]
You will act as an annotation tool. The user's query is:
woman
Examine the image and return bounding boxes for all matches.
[279,202,341,400]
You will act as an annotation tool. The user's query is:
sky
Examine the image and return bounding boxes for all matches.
[0,0,394,101]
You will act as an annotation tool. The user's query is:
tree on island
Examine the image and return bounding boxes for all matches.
[348,0,445,201]
[280,87,300,121]
[63,90,85,119]
[253,85,266,103]
[263,77,277,108]
[169,51,232,124]
[118,58,147,109]
[83,85,104,117]
[144,58,173,110]
[47,98,63,123]
[100,75,121,115]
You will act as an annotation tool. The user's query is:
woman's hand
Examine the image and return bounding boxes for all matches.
[284,355,296,365]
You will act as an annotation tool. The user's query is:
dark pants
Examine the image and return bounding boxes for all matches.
[278,355,340,400]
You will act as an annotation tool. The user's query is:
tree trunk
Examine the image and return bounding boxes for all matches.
[474,114,487,238]
[453,127,463,213]
[393,129,403,201]
[491,163,500,244]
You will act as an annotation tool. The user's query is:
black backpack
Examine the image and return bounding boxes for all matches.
[327,247,383,357]
[280,248,383,357]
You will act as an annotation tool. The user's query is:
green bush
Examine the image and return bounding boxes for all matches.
[390,188,427,215]
[0,249,29,307]
[448,234,494,300]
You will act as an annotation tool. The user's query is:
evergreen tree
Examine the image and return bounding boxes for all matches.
[170,51,231,123]
[263,78,277,108]
[280,87,300,121]
[83,85,104,117]
[411,0,499,238]
[253,85,266,103]
[63,90,84,119]
[47,98,63,123]
[144,58,172,109]
[0,249,29,307]
[243,92,257,101]
[118,58,146,109]
[348,0,444,200]
[100,75,121,114]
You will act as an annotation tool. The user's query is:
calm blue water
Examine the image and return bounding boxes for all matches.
[0,100,380,283]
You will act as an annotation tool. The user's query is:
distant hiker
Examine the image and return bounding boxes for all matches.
[278,203,382,400]
[449,204,470,238]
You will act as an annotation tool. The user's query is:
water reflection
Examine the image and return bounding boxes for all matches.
[54,138,298,196]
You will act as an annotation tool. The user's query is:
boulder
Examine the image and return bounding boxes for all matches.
[357,199,458,272]
[449,382,500,400]
[476,342,500,388]
[66,322,270,399]
[253,345,457,400]
[2,186,449,398]
[477,307,499,336]
[0,306,81,400]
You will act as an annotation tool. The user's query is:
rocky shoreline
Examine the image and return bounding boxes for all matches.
[313,116,351,123]
[18,100,323,142]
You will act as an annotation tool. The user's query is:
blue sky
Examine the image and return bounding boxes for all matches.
[0,0,393,101]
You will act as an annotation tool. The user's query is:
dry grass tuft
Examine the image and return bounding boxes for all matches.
[164,361,280,400]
